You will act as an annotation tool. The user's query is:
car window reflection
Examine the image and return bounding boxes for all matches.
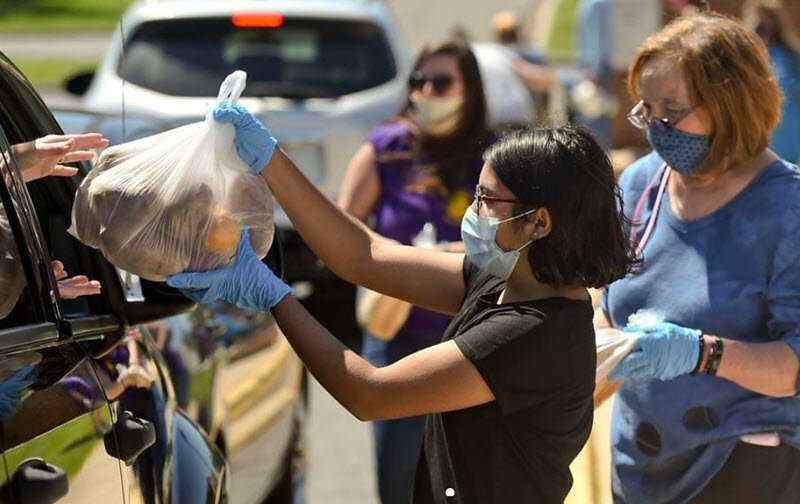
[0,353,40,422]
[0,345,127,503]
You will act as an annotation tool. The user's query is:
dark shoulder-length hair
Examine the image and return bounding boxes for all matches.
[399,40,494,196]
[485,126,639,288]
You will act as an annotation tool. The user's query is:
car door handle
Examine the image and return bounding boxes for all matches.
[103,410,157,465]
[0,458,69,504]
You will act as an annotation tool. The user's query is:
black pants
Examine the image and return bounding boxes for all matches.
[687,442,800,504]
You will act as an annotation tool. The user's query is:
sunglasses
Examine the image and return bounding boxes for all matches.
[408,72,455,94]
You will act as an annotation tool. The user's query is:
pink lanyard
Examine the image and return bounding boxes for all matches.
[629,163,671,254]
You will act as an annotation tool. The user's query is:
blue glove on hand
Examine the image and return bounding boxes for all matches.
[166,230,292,311]
[213,103,278,174]
[609,322,701,381]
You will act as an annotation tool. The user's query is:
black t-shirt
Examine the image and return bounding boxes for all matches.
[412,259,596,504]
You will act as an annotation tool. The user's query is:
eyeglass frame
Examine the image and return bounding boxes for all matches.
[473,185,524,214]
[627,99,698,130]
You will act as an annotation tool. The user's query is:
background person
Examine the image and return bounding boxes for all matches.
[574,0,612,146]
[744,0,800,163]
[337,39,493,504]
[490,10,546,64]
[598,12,800,504]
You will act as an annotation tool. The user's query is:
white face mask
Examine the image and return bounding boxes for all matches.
[460,206,538,280]
[410,94,463,136]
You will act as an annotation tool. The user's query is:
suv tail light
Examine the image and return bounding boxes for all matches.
[231,13,284,28]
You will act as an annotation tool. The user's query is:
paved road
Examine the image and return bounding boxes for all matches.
[305,376,379,504]
[0,32,110,59]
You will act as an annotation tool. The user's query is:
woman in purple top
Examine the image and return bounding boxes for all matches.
[337,40,494,504]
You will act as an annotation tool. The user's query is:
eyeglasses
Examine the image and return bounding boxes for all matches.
[408,72,455,94]
[627,100,697,130]
[473,185,521,213]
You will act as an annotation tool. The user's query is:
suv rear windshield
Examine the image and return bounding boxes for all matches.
[119,16,397,99]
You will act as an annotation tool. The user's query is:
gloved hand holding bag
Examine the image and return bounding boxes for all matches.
[69,71,275,281]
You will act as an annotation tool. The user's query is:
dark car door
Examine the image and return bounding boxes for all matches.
[0,117,127,502]
[0,50,229,504]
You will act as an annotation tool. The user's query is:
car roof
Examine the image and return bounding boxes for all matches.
[127,0,388,23]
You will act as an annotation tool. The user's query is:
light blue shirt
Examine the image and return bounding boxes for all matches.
[601,152,800,504]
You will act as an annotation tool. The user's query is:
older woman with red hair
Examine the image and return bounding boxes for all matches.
[598,11,800,504]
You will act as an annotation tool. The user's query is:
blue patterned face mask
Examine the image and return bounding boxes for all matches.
[646,120,711,175]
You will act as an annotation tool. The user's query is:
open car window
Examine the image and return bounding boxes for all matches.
[0,53,119,322]
[0,139,39,327]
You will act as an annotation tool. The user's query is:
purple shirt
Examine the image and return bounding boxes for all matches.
[367,122,484,340]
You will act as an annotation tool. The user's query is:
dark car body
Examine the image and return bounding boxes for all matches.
[0,51,304,504]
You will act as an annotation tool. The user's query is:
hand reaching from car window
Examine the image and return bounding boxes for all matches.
[11,133,108,182]
[52,260,101,300]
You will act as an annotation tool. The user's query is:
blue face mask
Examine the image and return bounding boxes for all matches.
[460,206,538,280]
[646,120,711,175]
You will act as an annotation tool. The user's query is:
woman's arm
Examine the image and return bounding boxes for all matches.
[272,295,494,420]
[337,143,380,222]
[711,338,798,397]
[263,148,466,316]
[167,231,492,419]
[512,58,560,93]
[611,320,800,396]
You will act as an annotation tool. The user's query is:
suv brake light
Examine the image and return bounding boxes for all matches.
[231,13,284,28]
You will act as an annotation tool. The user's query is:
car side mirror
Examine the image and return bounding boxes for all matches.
[64,71,94,96]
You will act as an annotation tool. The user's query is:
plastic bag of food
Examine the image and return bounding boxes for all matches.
[593,309,664,408]
[68,71,274,281]
[594,328,639,407]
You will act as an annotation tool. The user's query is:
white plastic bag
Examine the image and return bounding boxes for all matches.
[69,71,274,281]
[594,327,640,407]
[594,309,664,407]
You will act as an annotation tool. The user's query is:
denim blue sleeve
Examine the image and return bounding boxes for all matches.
[766,204,800,391]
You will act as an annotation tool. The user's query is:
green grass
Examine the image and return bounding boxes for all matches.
[0,0,133,32]
[13,58,98,89]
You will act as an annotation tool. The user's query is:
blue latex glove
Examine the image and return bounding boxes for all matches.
[213,103,277,174]
[166,230,292,311]
[609,322,701,381]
